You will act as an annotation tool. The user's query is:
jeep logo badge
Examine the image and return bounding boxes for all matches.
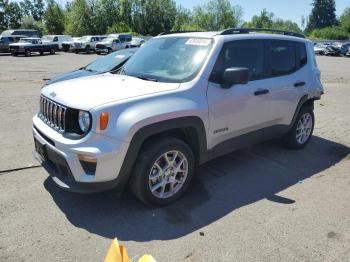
[50,91,56,97]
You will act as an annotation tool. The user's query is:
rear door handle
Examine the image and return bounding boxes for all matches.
[294,81,306,87]
[254,89,269,96]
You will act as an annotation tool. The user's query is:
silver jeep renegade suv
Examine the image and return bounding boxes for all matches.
[33,28,323,206]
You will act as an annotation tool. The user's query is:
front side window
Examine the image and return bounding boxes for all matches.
[123,37,213,83]
[210,40,265,84]
[268,40,296,77]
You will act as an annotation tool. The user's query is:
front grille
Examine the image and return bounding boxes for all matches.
[39,96,67,133]
[95,44,106,49]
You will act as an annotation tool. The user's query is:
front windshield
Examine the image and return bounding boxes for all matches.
[123,37,213,83]
[80,36,90,42]
[101,37,113,43]
[85,49,136,72]
[42,35,53,41]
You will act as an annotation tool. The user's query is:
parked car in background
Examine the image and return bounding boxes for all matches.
[1,29,40,38]
[345,47,350,57]
[130,37,145,47]
[41,35,72,50]
[95,37,124,54]
[324,45,341,56]
[108,33,132,48]
[74,35,106,54]
[339,43,350,56]
[61,37,80,52]
[0,35,26,52]
[9,38,57,56]
[45,48,138,85]
[314,43,327,55]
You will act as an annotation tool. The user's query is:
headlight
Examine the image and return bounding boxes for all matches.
[78,110,91,133]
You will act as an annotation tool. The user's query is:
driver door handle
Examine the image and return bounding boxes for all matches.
[254,89,269,96]
[294,81,306,87]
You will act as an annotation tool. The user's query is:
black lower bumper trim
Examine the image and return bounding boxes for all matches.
[34,136,119,194]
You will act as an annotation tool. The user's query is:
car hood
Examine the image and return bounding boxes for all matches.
[42,74,180,110]
[45,69,98,85]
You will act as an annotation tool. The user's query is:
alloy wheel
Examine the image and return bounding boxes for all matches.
[148,150,188,199]
[296,113,313,144]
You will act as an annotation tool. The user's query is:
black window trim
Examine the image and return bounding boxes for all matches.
[209,39,309,84]
[266,39,308,79]
[209,39,270,84]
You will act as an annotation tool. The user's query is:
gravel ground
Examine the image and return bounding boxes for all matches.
[0,52,349,262]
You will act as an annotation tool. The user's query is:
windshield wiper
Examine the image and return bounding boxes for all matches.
[135,74,158,82]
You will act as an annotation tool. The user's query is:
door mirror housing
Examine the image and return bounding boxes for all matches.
[222,67,249,88]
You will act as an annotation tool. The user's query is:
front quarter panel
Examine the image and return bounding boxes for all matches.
[100,95,208,143]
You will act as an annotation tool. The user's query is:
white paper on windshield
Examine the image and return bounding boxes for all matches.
[185,38,211,46]
[115,55,126,59]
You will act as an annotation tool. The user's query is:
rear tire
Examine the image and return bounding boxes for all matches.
[85,45,91,54]
[130,137,195,206]
[283,106,314,149]
[39,51,44,55]
[24,49,31,57]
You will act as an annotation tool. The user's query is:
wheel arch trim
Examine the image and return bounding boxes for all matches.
[113,116,208,193]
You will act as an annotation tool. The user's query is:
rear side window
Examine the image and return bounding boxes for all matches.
[210,40,265,83]
[268,40,296,76]
[296,42,307,68]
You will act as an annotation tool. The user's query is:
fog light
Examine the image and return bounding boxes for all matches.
[78,154,97,175]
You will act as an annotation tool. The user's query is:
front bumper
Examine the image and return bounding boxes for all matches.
[32,115,130,193]
[95,48,109,53]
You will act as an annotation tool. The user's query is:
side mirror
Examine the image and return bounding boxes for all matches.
[222,67,249,89]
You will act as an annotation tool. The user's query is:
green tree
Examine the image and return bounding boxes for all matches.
[245,9,273,28]
[131,0,177,35]
[192,0,242,31]
[340,7,350,32]
[172,5,192,31]
[106,21,131,34]
[245,9,302,33]
[7,1,22,28]
[20,0,45,21]
[306,0,338,34]
[65,0,94,35]
[93,0,120,34]
[20,16,45,35]
[0,0,22,31]
[310,26,348,40]
[43,0,65,34]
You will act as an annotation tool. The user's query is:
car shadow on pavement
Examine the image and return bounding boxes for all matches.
[44,135,349,241]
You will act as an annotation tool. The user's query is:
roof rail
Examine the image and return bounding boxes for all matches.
[219,28,305,39]
[158,31,203,36]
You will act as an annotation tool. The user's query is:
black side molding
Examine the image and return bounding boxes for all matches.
[114,116,208,193]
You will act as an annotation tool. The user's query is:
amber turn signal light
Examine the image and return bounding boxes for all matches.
[100,112,109,130]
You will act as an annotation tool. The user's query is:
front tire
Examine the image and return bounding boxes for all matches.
[130,137,195,206]
[283,106,314,149]
[50,48,55,55]
[85,45,91,54]
[24,49,31,57]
